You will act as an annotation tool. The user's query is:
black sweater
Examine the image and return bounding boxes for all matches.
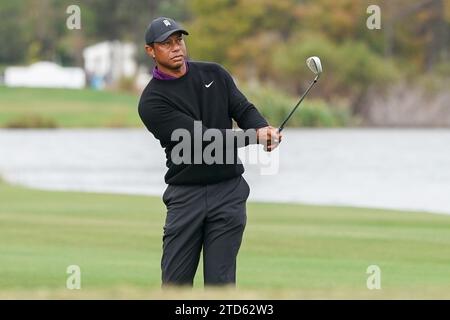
[138,61,268,185]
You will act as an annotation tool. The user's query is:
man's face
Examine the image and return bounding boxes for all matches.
[145,32,187,70]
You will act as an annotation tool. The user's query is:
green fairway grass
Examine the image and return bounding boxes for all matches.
[0,86,142,128]
[1,179,450,299]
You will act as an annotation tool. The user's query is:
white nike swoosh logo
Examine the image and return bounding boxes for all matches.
[205,81,214,88]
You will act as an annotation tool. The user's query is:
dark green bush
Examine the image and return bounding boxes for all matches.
[242,84,352,127]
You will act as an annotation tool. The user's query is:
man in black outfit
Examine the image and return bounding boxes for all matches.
[138,17,282,287]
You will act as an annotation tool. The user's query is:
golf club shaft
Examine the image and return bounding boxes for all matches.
[278,75,319,133]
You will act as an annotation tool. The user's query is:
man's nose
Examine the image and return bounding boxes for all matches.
[171,42,181,52]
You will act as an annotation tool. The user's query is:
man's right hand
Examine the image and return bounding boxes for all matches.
[256,126,283,152]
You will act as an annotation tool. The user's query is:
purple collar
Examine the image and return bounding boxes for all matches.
[152,61,189,80]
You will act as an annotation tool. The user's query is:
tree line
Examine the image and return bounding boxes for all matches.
[1,0,449,125]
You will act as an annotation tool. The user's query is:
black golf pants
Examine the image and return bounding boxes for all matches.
[161,174,250,286]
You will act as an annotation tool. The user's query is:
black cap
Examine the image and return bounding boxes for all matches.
[145,17,189,45]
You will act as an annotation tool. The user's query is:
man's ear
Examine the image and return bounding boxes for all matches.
[144,44,155,58]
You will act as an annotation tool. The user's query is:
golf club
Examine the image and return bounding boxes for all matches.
[278,56,322,133]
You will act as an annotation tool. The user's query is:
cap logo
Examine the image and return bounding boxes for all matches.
[163,19,171,27]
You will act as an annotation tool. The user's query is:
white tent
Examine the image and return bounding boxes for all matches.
[4,62,86,89]
[83,41,137,86]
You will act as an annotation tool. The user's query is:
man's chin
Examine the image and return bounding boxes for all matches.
[171,59,184,69]
[160,59,185,71]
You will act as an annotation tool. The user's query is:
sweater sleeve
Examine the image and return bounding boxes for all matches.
[138,99,257,150]
[218,65,269,130]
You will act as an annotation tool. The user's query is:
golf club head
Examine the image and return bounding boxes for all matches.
[306,56,322,76]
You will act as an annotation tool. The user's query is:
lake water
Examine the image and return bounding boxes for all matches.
[0,128,449,215]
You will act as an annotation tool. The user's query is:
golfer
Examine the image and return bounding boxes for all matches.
[138,17,282,287]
